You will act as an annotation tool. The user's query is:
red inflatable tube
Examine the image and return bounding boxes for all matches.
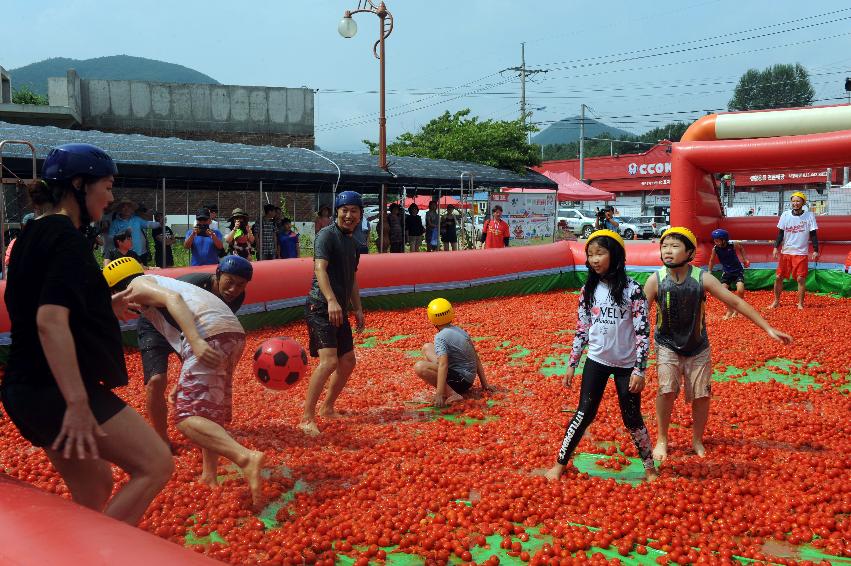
[0,475,218,565]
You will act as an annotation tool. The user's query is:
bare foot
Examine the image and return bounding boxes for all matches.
[318,407,344,419]
[445,392,463,405]
[298,420,321,437]
[693,438,706,458]
[722,311,733,320]
[198,474,218,489]
[545,464,566,482]
[730,311,738,318]
[653,441,668,463]
[767,301,779,309]
[796,303,804,310]
[644,467,659,482]
[240,450,265,510]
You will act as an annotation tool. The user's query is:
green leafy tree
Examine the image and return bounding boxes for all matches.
[728,63,814,111]
[364,109,541,172]
[539,122,689,161]
[11,85,49,105]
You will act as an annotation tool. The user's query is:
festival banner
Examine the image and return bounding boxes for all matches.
[489,193,556,245]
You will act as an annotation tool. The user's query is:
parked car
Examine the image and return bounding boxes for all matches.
[557,208,598,239]
[618,217,656,240]
[628,215,667,236]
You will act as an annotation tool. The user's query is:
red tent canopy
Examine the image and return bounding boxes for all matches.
[504,171,614,202]
[398,195,471,209]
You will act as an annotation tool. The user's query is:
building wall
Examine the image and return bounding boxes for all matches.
[48,72,314,148]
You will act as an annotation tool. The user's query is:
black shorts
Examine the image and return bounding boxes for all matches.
[721,271,745,287]
[305,299,355,358]
[442,233,458,243]
[138,317,177,383]
[447,369,474,393]
[1,380,126,448]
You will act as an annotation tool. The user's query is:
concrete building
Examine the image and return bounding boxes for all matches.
[0,69,314,148]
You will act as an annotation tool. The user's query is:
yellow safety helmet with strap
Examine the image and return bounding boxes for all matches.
[427,298,454,326]
[103,257,144,289]
[660,226,698,249]
[790,191,807,203]
[585,229,625,251]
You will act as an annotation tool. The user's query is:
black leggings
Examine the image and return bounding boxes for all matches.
[556,358,654,469]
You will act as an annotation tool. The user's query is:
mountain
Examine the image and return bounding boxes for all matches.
[532,116,633,146]
[9,55,219,95]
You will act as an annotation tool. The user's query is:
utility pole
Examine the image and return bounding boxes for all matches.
[507,43,547,127]
[579,103,586,181]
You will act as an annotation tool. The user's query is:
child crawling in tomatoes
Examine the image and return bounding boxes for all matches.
[413,298,494,407]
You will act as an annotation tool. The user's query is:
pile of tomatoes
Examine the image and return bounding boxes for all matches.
[1,290,849,565]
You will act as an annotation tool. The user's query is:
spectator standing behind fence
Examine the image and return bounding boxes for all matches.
[108,198,159,264]
[184,208,223,266]
[478,205,510,249]
[406,203,424,252]
[135,204,153,266]
[315,205,332,234]
[254,204,279,260]
[440,204,459,251]
[224,208,255,259]
[103,230,139,267]
[388,203,404,253]
[375,209,390,253]
[353,214,370,255]
[277,217,300,259]
[151,211,174,268]
[425,200,440,252]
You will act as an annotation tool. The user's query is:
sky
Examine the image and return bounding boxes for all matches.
[3,0,851,153]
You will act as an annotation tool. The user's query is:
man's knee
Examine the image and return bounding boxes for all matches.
[338,351,356,372]
[413,360,430,378]
[797,276,807,286]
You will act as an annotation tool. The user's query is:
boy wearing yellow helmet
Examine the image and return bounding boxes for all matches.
[769,192,819,310]
[414,298,493,407]
[645,228,792,462]
[103,258,265,509]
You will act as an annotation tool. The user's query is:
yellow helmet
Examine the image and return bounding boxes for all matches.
[660,226,698,249]
[586,229,625,251]
[427,298,454,326]
[790,191,807,203]
[103,257,144,289]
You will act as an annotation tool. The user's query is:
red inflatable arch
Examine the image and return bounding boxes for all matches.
[672,104,851,263]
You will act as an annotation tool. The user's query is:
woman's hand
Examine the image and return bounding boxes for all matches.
[628,372,645,393]
[51,401,106,459]
[562,366,576,387]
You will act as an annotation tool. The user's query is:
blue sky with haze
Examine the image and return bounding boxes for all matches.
[4,0,850,152]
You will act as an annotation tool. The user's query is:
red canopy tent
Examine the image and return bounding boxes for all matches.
[397,195,471,209]
[505,171,614,202]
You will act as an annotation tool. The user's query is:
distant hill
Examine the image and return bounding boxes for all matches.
[9,55,219,95]
[532,116,633,146]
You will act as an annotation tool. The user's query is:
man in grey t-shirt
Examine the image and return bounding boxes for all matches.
[414,298,492,407]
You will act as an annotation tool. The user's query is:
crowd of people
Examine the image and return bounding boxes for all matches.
[0,142,819,532]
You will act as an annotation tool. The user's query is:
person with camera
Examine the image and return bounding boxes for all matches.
[595,205,619,233]
[184,208,223,266]
[224,208,255,259]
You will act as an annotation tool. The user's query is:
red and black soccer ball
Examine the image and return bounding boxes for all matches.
[252,337,308,390]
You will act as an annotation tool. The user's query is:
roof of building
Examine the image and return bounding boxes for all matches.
[0,121,555,191]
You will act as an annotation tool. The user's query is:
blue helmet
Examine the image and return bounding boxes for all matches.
[217,255,253,281]
[334,191,363,211]
[711,228,729,241]
[42,143,118,181]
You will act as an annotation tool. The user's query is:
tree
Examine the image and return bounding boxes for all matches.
[364,109,541,172]
[539,121,689,161]
[11,85,49,105]
[728,63,814,111]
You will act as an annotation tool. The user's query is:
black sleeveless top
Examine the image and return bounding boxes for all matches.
[654,265,709,356]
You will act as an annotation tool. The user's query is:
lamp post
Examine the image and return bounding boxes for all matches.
[339,1,394,252]
[338,1,394,170]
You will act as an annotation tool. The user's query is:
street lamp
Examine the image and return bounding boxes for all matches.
[338,1,394,171]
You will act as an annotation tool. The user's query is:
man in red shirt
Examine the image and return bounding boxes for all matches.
[479,205,510,249]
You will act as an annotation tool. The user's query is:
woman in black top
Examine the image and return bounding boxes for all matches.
[405,203,424,252]
[1,143,172,525]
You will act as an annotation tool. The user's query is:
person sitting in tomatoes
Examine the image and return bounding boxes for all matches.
[413,298,494,407]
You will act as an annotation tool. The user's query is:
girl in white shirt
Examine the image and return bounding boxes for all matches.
[546,230,657,482]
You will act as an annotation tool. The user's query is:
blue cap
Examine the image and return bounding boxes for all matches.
[334,191,363,211]
[711,228,729,241]
[42,143,118,181]
[217,255,253,281]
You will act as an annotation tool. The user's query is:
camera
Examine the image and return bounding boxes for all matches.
[195,223,210,235]
[596,209,607,220]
